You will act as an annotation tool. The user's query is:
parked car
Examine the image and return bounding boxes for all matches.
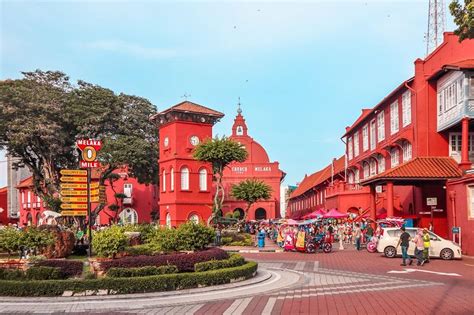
[377,227,462,260]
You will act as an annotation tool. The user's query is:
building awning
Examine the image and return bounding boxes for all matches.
[361,157,462,185]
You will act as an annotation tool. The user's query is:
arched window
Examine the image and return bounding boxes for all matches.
[402,141,412,162]
[166,213,171,228]
[120,208,138,225]
[199,168,207,191]
[162,170,166,192]
[189,214,199,224]
[348,171,355,184]
[170,168,174,191]
[391,148,400,167]
[363,162,370,179]
[369,159,377,177]
[181,167,189,190]
[378,155,385,173]
[354,168,360,183]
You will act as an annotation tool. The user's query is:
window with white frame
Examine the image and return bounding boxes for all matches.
[369,159,377,176]
[21,191,25,207]
[170,168,174,191]
[354,168,360,183]
[363,162,370,178]
[181,167,190,190]
[390,148,400,167]
[162,170,166,192]
[370,119,376,150]
[402,141,412,162]
[402,91,411,127]
[124,183,133,198]
[348,137,353,160]
[469,186,474,218]
[377,111,385,142]
[189,214,200,224]
[354,132,360,157]
[166,213,171,228]
[27,191,31,208]
[378,155,385,173]
[362,125,369,151]
[348,171,354,184]
[390,101,399,134]
[199,169,208,191]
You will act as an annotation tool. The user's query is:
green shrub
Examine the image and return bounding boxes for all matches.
[194,254,246,272]
[25,267,63,280]
[221,237,233,245]
[0,261,258,296]
[0,227,21,256]
[0,269,24,280]
[21,227,55,254]
[92,226,128,258]
[124,245,155,256]
[107,265,178,278]
[176,222,215,251]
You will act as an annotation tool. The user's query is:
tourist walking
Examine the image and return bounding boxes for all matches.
[396,226,413,266]
[353,224,362,251]
[422,228,431,264]
[413,229,425,266]
[338,224,344,250]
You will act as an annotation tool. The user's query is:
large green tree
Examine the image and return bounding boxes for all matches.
[231,179,272,221]
[450,0,474,41]
[0,70,158,217]
[193,136,248,223]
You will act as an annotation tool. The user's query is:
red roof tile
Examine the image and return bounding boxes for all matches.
[290,155,346,199]
[16,176,33,189]
[0,186,7,194]
[444,59,474,69]
[161,101,224,117]
[361,157,462,184]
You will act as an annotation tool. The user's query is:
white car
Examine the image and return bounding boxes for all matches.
[376,227,462,260]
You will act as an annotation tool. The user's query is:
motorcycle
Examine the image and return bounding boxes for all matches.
[306,233,332,253]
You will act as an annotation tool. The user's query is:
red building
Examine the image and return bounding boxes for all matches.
[0,187,8,225]
[16,177,47,226]
[289,33,474,254]
[221,106,285,220]
[151,101,224,227]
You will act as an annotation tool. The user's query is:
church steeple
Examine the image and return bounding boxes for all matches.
[232,97,248,137]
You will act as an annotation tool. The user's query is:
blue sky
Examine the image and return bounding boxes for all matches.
[0,0,456,187]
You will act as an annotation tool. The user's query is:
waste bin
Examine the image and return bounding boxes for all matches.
[258,232,266,248]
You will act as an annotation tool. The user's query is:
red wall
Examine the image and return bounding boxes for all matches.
[0,189,8,225]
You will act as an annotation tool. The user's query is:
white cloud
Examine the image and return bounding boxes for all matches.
[79,40,180,59]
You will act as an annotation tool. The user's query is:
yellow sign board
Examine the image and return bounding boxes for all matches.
[61,190,88,196]
[60,176,87,183]
[60,169,87,176]
[61,203,88,210]
[91,196,99,203]
[61,196,88,203]
[60,182,99,189]
[61,210,87,216]
[89,189,99,196]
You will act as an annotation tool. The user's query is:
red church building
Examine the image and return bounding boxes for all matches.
[289,33,474,254]
[221,105,285,220]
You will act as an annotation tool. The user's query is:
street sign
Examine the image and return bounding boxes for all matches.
[60,196,88,203]
[60,169,87,176]
[60,181,99,189]
[60,203,88,210]
[90,196,99,203]
[426,197,437,206]
[61,210,87,216]
[60,176,88,183]
[77,139,102,169]
[419,211,431,215]
[61,190,88,196]
[433,208,444,212]
[452,227,460,234]
[80,161,101,168]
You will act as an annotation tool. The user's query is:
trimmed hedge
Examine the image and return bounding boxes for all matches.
[194,254,245,272]
[107,265,178,278]
[0,268,24,280]
[0,261,258,297]
[100,248,229,272]
[36,260,83,278]
[0,267,64,280]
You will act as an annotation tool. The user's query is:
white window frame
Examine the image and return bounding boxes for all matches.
[170,168,174,191]
[369,159,377,176]
[354,132,360,157]
[363,162,370,179]
[390,148,400,167]
[370,119,376,150]
[162,170,166,192]
[377,111,385,142]
[181,167,190,190]
[124,183,133,198]
[199,168,208,191]
[354,168,360,183]
[469,186,474,218]
[390,101,399,135]
[362,124,369,152]
[402,141,412,162]
[378,155,385,173]
[348,136,353,160]
[27,191,31,208]
[402,91,411,127]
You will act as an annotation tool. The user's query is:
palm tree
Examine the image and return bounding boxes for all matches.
[231,179,272,221]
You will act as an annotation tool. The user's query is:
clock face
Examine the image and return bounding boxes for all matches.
[164,137,169,147]
[190,136,200,146]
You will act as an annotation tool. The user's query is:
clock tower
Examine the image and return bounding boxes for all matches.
[150,101,224,227]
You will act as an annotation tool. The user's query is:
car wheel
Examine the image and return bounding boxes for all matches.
[440,248,454,260]
[384,246,397,258]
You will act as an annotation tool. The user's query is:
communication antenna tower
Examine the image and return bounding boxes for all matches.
[426,0,446,55]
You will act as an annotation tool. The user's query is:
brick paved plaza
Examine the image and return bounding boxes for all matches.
[0,247,472,315]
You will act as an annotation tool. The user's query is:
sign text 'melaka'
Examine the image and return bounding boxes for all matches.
[76,139,102,147]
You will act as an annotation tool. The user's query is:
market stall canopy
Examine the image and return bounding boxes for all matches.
[323,209,348,218]
[302,209,326,219]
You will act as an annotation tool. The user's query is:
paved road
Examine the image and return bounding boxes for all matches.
[0,248,473,314]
